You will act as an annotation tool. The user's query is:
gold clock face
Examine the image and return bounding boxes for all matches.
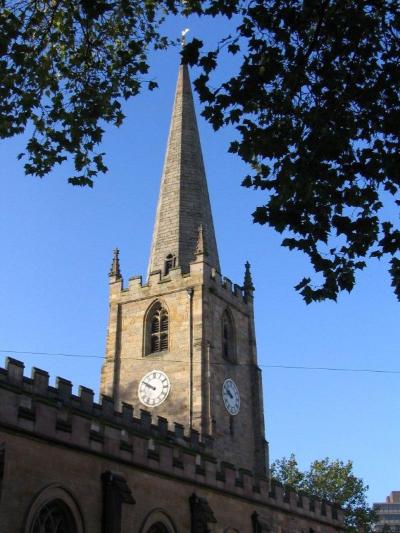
[138,370,170,407]
[222,378,240,415]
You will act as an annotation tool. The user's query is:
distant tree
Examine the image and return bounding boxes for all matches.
[270,454,377,532]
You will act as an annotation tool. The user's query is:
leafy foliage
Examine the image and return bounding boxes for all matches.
[270,454,377,532]
[0,0,173,186]
[183,0,400,302]
[2,0,399,301]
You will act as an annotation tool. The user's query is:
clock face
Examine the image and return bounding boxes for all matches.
[138,370,170,407]
[222,378,240,416]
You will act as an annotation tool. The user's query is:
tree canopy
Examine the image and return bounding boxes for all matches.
[1,0,171,185]
[1,0,399,302]
[183,0,400,303]
[270,454,377,532]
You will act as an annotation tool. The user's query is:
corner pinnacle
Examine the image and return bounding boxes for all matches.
[109,248,121,279]
[243,261,255,294]
[195,224,208,257]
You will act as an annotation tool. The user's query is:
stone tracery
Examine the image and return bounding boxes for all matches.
[31,500,77,533]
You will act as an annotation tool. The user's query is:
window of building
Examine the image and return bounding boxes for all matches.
[31,500,77,533]
[140,510,177,533]
[0,443,4,500]
[229,416,234,436]
[24,486,84,533]
[222,309,236,363]
[164,254,176,276]
[147,523,170,533]
[146,302,169,355]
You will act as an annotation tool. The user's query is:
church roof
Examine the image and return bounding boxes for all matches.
[148,63,220,276]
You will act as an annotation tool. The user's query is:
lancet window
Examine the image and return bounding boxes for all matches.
[222,309,236,363]
[147,302,169,354]
[164,254,176,276]
[229,416,234,436]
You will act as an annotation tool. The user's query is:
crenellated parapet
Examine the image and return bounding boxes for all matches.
[1,357,211,454]
[0,357,344,528]
[209,268,250,307]
[109,259,251,312]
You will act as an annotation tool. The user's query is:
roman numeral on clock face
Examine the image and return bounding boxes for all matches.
[138,370,171,408]
[222,378,240,415]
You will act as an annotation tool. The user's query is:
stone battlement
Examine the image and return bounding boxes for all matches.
[210,269,250,304]
[1,357,211,453]
[113,261,250,308]
[0,357,343,527]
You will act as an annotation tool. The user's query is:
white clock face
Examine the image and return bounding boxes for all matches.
[222,378,240,416]
[138,370,170,407]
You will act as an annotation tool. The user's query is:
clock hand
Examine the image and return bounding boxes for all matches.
[227,389,233,399]
[143,381,156,391]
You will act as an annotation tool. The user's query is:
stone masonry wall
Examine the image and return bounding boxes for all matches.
[0,357,344,533]
[101,256,267,474]
[101,261,206,433]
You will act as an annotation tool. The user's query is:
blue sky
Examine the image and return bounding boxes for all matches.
[0,14,398,506]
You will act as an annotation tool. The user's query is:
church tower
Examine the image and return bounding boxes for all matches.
[101,64,268,475]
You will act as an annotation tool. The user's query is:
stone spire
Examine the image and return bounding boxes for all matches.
[148,63,220,276]
[109,248,121,280]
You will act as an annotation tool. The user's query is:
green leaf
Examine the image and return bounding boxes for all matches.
[227,42,240,55]
[181,38,203,66]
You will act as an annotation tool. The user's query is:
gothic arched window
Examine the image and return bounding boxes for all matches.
[222,309,236,363]
[31,500,77,533]
[164,254,176,276]
[147,523,170,533]
[146,302,169,354]
[140,509,177,533]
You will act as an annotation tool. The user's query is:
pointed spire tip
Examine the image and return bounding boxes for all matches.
[147,59,220,276]
[243,261,254,293]
[195,224,208,257]
[110,248,121,279]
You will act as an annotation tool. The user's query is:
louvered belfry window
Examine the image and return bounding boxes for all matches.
[149,304,169,354]
[222,309,236,363]
[164,254,176,275]
[223,323,229,359]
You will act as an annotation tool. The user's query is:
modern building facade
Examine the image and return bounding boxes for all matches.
[0,63,345,533]
[373,492,400,532]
